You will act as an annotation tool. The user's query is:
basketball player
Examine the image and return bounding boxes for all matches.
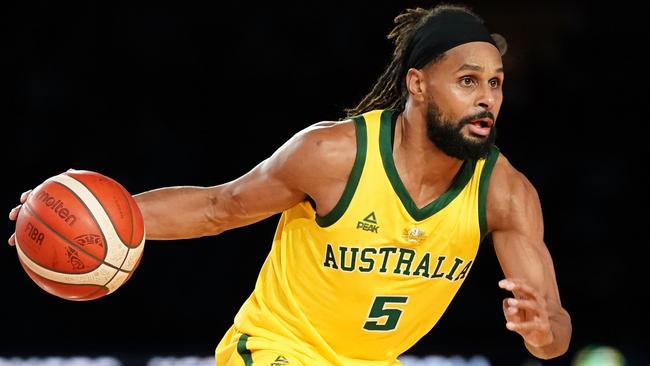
[9,5,571,365]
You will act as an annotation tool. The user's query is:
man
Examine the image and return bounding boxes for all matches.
[9,4,571,365]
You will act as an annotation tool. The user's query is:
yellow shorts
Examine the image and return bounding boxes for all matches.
[216,325,403,366]
[216,326,306,366]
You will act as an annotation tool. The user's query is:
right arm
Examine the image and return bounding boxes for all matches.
[136,120,357,240]
[133,156,305,240]
[9,120,357,244]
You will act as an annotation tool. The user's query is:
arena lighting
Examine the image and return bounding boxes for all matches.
[0,357,121,366]
[572,345,627,366]
[147,355,491,366]
[0,354,492,366]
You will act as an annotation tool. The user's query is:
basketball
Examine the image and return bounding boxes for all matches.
[14,170,145,301]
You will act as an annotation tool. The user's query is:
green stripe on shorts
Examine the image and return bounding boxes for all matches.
[236,334,253,366]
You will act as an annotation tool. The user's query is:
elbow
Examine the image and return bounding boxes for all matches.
[205,193,228,236]
[205,188,244,236]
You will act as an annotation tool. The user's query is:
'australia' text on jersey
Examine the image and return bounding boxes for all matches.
[322,243,473,281]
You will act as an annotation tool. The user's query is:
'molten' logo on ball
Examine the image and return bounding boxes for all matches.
[35,190,77,226]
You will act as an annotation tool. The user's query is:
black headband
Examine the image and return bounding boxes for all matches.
[405,10,504,70]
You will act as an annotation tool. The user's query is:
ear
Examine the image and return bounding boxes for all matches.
[405,68,426,102]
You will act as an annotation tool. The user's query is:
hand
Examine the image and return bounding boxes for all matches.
[499,278,553,348]
[8,190,32,246]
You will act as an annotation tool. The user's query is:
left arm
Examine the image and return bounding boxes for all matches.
[487,155,572,359]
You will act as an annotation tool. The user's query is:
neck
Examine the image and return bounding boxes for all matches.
[397,105,464,174]
[392,105,464,206]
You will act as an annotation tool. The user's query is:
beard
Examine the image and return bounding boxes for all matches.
[426,100,496,160]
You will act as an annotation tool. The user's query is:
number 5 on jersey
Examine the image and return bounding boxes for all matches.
[363,296,409,331]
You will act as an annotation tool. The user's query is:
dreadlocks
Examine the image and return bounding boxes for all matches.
[345,5,483,117]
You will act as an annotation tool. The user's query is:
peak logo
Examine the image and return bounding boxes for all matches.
[356,212,379,233]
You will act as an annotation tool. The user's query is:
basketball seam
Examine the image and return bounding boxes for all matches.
[78,174,139,286]
[20,260,109,290]
[111,187,139,283]
[63,174,144,277]
[55,175,141,292]
[53,175,141,271]
[125,188,134,245]
[117,183,139,248]
[99,260,129,294]
[23,202,129,274]
[50,179,109,260]
[20,261,109,300]
[66,172,135,247]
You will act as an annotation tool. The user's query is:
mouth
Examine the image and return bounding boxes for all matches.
[467,118,494,137]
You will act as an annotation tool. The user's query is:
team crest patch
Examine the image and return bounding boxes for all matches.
[403,226,426,244]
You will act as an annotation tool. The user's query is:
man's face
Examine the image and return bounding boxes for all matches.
[422,41,504,160]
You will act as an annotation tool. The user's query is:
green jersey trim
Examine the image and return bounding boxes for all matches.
[236,334,253,366]
[316,116,368,227]
[478,145,500,238]
[379,109,477,221]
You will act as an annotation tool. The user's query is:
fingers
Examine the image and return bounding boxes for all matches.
[20,190,32,203]
[9,204,21,246]
[502,298,523,321]
[499,279,554,348]
[500,279,549,325]
[499,278,541,300]
[505,318,554,348]
[505,297,544,315]
[9,191,30,246]
[9,205,22,221]
[506,318,551,334]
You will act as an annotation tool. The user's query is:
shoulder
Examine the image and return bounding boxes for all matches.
[282,119,357,171]
[292,119,357,160]
[488,153,538,197]
[486,152,542,233]
[266,119,359,193]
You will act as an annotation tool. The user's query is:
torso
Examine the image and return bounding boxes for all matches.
[230,110,500,364]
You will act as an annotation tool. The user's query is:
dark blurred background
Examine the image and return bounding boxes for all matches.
[2,1,648,365]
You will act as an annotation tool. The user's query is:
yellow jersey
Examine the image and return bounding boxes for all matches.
[227,109,499,365]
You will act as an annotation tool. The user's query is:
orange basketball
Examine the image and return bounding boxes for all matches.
[14,170,145,301]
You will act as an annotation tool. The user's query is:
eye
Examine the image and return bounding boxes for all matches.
[460,76,476,87]
[489,78,502,88]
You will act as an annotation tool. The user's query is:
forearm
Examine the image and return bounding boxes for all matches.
[134,186,219,240]
[525,305,572,359]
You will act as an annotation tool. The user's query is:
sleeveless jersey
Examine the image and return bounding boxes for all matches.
[230,109,499,365]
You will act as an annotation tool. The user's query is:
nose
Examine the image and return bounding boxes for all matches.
[476,84,499,111]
